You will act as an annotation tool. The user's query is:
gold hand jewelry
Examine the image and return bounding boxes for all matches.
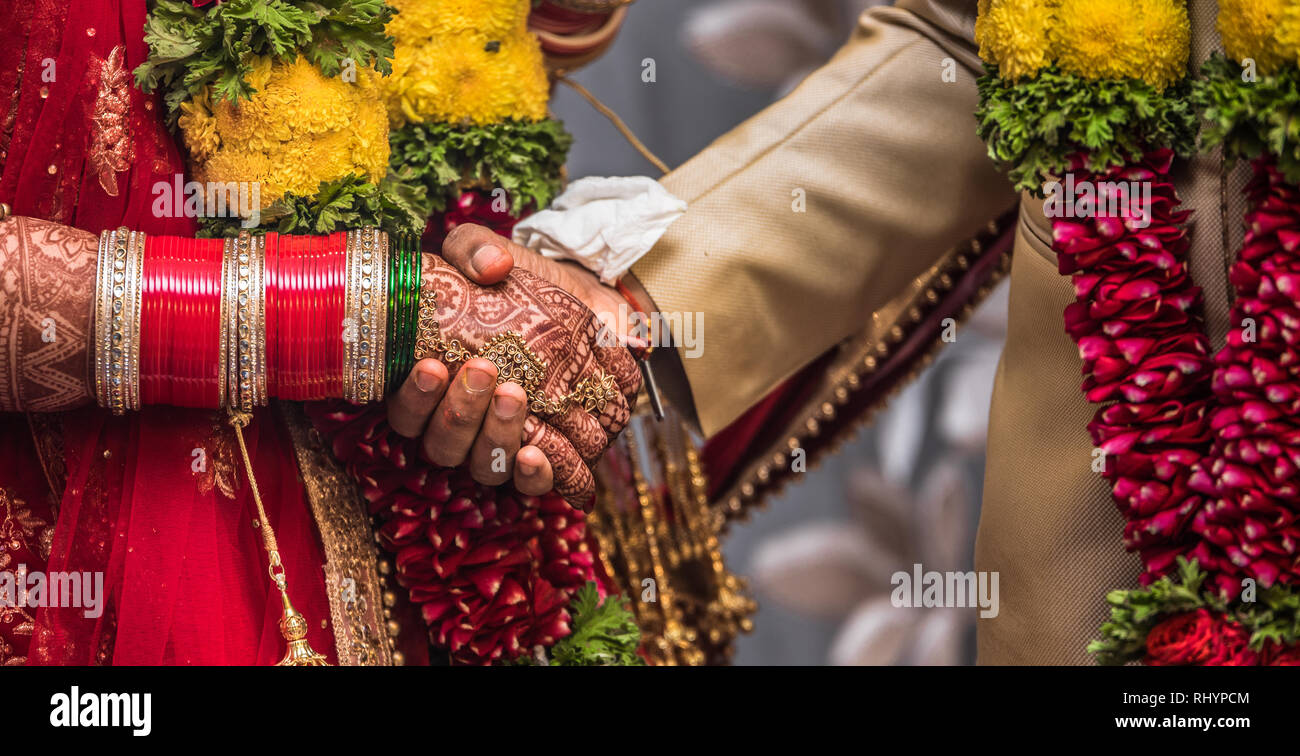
[414,289,619,418]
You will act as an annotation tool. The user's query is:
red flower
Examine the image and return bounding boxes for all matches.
[421,189,531,253]
[1052,151,1215,585]
[306,400,602,664]
[1261,640,1300,665]
[1144,609,1258,666]
[1196,157,1300,592]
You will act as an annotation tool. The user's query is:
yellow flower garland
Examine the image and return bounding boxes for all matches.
[1218,0,1300,74]
[178,57,389,208]
[379,0,549,127]
[977,0,1189,89]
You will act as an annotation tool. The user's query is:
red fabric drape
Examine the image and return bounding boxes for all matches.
[2,0,334,666]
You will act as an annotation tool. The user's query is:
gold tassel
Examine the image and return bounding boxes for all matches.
[229,410,330,666]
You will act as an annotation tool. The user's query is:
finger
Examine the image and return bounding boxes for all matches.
[523,416,596,511]
[468,381,528,486]
[441,224,515,284]
[548,400,613,465]
[513,444,554,496]
[386,359,450,438]
[422,357,498,467]
[592,376,632,441]
[443,222,565,285]
[592,330,642,414]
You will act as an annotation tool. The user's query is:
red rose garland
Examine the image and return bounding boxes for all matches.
[306,401,608,664]
[1194,157,1300,597]
[1052,150,1214,582]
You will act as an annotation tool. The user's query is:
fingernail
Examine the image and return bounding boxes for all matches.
[464,366,494,393]
[470,244,503,276]
[415,368,440,392]
[494,394,523,419]
[518,461,538,476]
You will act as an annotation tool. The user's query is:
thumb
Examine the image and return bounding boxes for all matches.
[442,223,567,286]
[440,223,517,284]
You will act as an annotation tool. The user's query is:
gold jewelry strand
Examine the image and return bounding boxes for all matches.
[127,230,146,411]
[228,411,330,666]
[95,227,138,414]
[414,288,619,418]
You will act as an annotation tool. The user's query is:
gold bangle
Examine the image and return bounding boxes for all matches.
[127,230,145,412]
[223,231,267,412]
[95,227,143,414]
[217,237,233,407]
[93,229,111,409]
[344,228,387,403]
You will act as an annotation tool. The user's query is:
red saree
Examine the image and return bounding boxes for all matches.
[1,0,334,666]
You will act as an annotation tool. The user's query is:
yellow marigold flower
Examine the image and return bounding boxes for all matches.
[177,89,219,164]
[388,0,528,39]
[1279,4,1300,67]
[1219,0,1290,73]
[1132,0,1190,88]
[381,29,549,127]
[976,0,1055,81]
[1053,0,1187,89]
[179,57,389,207]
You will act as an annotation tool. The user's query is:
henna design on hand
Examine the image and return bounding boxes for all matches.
[0,217,97,412]
[421,253,641,507]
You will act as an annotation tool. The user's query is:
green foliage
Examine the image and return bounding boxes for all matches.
[388,119,573,215]
[1088,558,1300,665]
[1195,54,1300,184]
[976,65,1199,195]
[135,0,395,120]
[197,172,428,237]
[546,583,644,666]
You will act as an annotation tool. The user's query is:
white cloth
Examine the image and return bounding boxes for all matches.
[511,176,687,285]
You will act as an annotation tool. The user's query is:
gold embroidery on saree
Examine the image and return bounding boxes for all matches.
[88,45,134,198]
[280,402,393,666]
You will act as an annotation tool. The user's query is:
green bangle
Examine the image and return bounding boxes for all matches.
[385,233,422,394]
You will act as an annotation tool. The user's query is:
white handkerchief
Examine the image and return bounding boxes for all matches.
[512,176,687,285]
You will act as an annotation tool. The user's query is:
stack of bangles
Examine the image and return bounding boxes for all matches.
[93,227,422,414]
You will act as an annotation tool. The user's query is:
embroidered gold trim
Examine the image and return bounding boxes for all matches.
[715,216,1016,523]
[280,402,393,666]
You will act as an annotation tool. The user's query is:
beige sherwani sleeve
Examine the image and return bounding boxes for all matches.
[632,0,1016,437]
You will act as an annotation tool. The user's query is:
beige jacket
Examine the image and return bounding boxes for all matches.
[633,0,1242,663]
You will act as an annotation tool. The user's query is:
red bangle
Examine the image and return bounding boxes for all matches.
[140,235,224,407]
[138,230,352,407]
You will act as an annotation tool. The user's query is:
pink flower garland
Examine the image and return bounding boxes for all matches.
[1054,151,1300,663]
[1052,149,1214,582]
[1196,157,1300,596]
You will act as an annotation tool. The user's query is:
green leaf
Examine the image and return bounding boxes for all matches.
[976,65,1199,195]
[1193,55,1300,184]
[135,0,395,122]
[388,119,574,215]
[196,172,428,238]
[545,583,644,667]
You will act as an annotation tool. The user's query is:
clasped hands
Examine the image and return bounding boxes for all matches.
[387,224,644,511]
